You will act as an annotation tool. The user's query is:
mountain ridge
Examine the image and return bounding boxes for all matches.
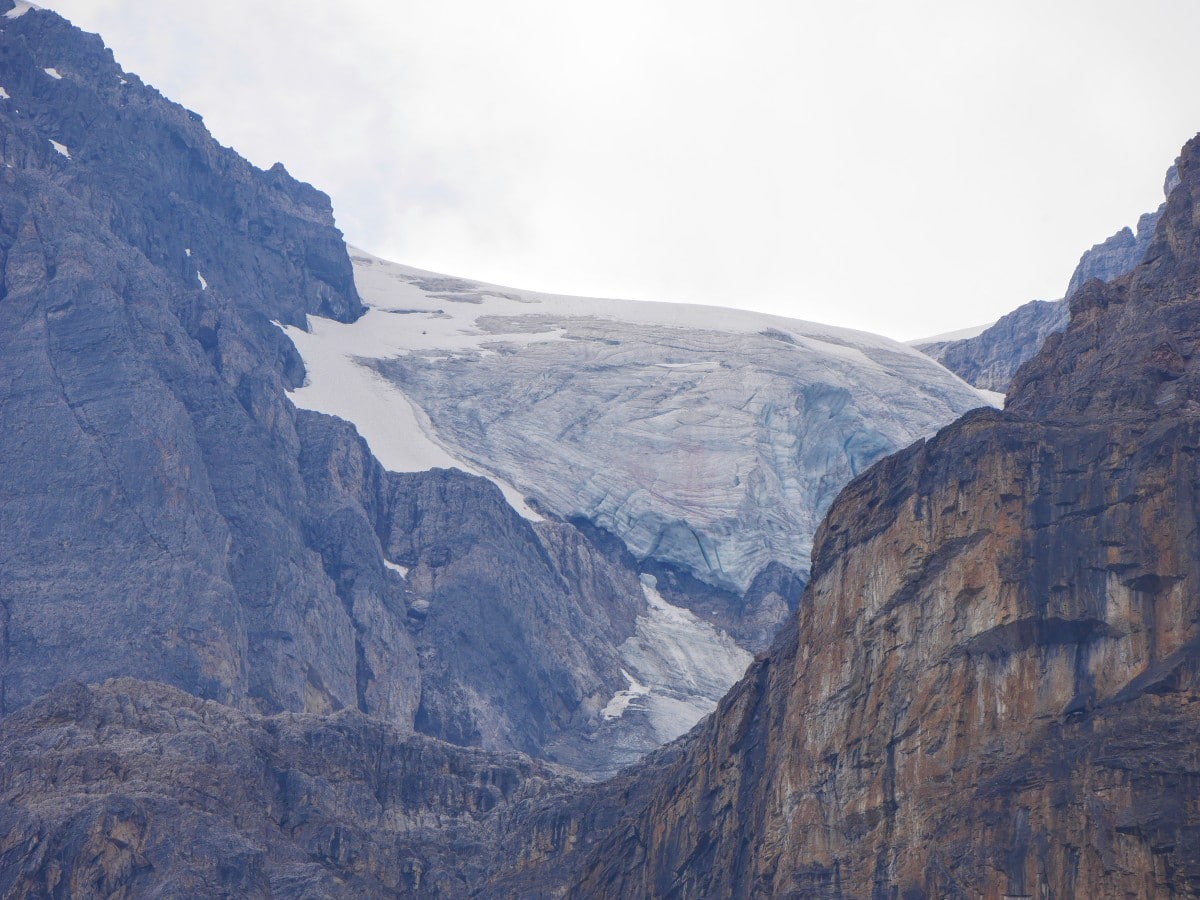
[917,165,1178,393]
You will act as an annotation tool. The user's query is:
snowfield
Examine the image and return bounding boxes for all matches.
[608,574,753,743]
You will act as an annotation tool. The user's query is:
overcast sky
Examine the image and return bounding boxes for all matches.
[37,0,1200,340]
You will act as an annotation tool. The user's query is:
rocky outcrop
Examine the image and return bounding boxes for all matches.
[919,297,1069,392]
[1063,163,1177,298]
[532,134,1200,897]
[0,678,580,897]
[298,411,643,772]
[0,1,380,720]
[918,166,1177,392]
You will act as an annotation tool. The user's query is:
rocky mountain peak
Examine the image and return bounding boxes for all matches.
[1007,134,1200,423]
[0,0,362,332]
[919,158,1177,394]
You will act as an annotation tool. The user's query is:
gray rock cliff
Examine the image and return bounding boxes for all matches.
[0,678,582,897]
[0,2,380,721]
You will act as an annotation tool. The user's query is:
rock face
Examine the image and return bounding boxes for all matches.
[537,134,1200,897]
[0,2,383,721]
[1063,163,1177,298]
[919,297,1070,392]
[0,2,749,777]
[918,167,1177,392]
[296,411,658,775]
[0,678,580,897]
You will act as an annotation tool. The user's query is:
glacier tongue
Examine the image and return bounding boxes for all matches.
[284,248,993,593]
[611,575,752,743]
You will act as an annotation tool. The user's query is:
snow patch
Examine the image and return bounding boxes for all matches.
[346,248,935,357]
[908,320,995,346]
[4,1,41,19]
[383,559,409,578]
[196,271,208,290]
[43,67,61,80]
[977,388,1005,408]
[278,317,543,522]
[612,575,752,742]
[601,669,651,721]
[48,139,69,159]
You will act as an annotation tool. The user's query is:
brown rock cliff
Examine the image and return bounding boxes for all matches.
[550,134,1200,898]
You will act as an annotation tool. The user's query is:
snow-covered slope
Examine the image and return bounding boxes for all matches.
[907,320,995,346]
[285,249,994,594]
[613,574,753,743]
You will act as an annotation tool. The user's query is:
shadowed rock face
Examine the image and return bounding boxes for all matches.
[920,297,1070,392]
[530,134,1200,897]
[297,410,754,777]
[0,3,375,719]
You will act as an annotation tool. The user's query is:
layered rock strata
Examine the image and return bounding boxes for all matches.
[0,678,580,897]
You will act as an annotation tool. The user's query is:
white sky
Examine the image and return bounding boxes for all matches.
[37,0,1200,340]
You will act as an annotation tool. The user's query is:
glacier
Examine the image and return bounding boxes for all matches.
[284,248,995,595]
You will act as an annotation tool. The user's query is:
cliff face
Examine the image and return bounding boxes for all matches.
[919,297,1070,392]
[0,678,581,898]
[553,135,1200,897]
[918,166,1177,392]
[0,3,378,720]
[295,411,657,775]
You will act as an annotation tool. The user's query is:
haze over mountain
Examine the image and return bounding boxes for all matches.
[35,0,1200,339]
